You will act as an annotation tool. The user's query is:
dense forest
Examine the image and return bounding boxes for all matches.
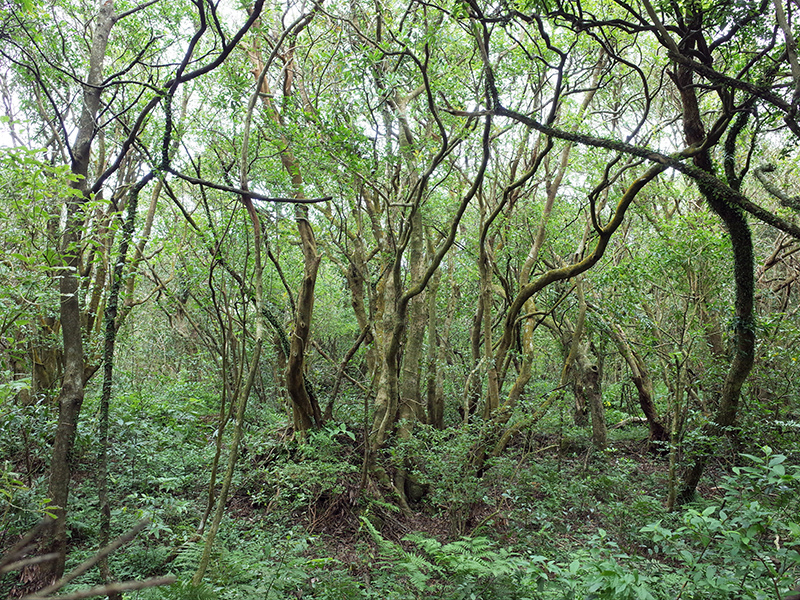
[1,0,800,597]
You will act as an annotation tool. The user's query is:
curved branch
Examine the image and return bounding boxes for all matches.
[92,0,268,194]
[494,160,669,368]
[754,164,800,211]
[164,167,331,204]
[491,103,800,239]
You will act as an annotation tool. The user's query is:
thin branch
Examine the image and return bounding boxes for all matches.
[32,521,150,597]
[0,519,49,571]
[165,167,331,204]
[491,104,800,239]
[0,553,60,575]
[21,576,176,600]
[114,0,163,22]
[754,164,800,210]
[93,0,269,194]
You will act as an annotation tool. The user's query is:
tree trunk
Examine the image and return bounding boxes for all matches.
[370,267,401,450]
[286,205,323,432]
[673,19,755,504]
[248,28,322,432]
[605,320,669,446]
[192,341,262,583]
[426,250,456,429]
[464,302,483,422]
[479,213,500,419]
[342,233,376,379]
[398,210,427,426]
[42,0,116,584]
[424,256,443,428]
[574,341,606,449]
[395,211,427,509]
[97,174,153,600]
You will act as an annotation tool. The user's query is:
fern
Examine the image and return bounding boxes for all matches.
[171,539,205,574]
[163,580,218,600]
[360,517,438,591]
[404,533,539,599]
[363,521,543,598]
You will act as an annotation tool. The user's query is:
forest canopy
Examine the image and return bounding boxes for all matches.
[1,0,800,597]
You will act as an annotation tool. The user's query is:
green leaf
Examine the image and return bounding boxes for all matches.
[768,454,787,467]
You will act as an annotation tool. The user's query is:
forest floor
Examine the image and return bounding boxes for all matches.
[2,394,798,600]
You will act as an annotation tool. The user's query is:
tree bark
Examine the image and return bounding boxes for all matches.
[395,210,427,509]
[575,341,606,449]
[248,24,322,432]
[425,249,456,429]
[673,14,755,504]
[572,281,606,448]
[286,205,323,431]
[424,253,443,429]
[398,209,427,426]
[43,0,116,584]
[479,202,500,419]
[605,320,669,446]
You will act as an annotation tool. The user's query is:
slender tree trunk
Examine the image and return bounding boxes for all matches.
[97,174,153,600]
[464,302,483,422]
[323,325,370,421]
[248,28,322,433]
[196,65,268,570]
[42,0,116,584]
[199,294,239,534]
[424,255,442,428]
[341,234,375,379]
[198,336,234,534]
[605,320,669,446]
[426,249,456,429]
[480,222,500,419]
[496,59,602,421]
[489,296,585,460]
[667,358,686,511]
[192,340,262,584]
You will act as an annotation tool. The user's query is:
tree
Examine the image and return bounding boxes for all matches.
[3,3,800,587]
[0,0,271,583]
[458,0,800,497]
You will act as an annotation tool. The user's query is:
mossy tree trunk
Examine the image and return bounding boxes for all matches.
[671,7,756,504]
[605,320,669,446]
[248,16,322,432]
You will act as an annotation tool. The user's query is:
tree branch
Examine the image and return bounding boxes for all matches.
[164,167,332,204]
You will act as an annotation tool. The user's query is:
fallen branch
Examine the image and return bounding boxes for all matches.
[610,416,648,429]
[21,576,176,600]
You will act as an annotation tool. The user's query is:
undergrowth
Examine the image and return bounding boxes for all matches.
[2,374,800,600]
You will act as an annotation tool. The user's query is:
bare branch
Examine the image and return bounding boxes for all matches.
[165,167,332,204]
[21,576,176,600]
[32,521,150,597]
[0,553,60,575]
[114,0,163,22]
[755,164,800,211]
